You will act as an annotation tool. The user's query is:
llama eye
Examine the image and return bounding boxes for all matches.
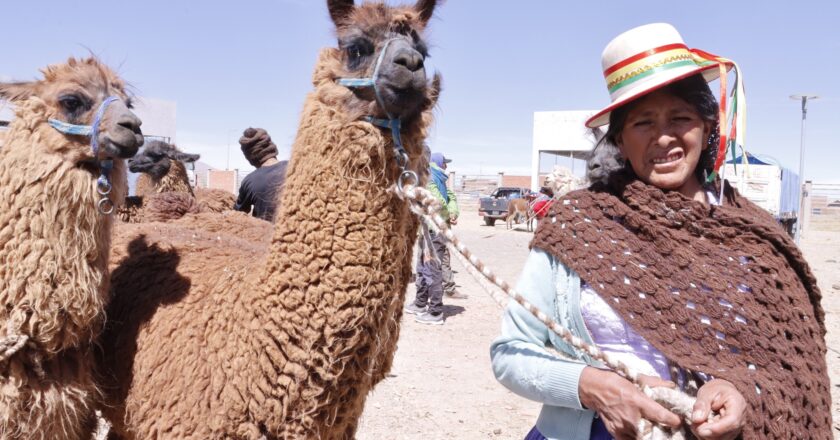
[58,95,84,114]
[347,45,362,60]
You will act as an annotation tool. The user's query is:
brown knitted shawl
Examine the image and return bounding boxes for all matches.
[531,176,831,439]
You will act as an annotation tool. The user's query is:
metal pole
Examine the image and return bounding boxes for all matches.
[795,97,809,244]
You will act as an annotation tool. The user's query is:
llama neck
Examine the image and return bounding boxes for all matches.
[0,115,126,354]
[245,93,426,437]
[158,161,194,196]
[136,161,193,197]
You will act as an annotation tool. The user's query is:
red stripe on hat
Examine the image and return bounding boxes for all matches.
[603,43,689,76]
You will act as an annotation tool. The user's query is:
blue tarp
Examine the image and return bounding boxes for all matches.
[727,153,773,165]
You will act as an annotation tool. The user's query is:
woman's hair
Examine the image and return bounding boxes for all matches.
[586,74,720,185]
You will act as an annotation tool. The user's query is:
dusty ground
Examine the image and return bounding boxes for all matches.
[356,206,840,439]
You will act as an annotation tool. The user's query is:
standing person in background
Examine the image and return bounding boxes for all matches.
[405,152,462,325]
[531,186,554,221]
[429,153,467,299]
[235,127,288,222]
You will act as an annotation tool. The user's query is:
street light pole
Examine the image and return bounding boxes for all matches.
[790,94,819,244]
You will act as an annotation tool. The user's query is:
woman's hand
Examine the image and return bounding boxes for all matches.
[690,379,747,440]
[578,367,682,440]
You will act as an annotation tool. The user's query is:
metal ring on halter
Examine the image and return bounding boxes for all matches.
[397,170,418,192]
[96,177,112,196]
[396,151,409,170]
[98,198,115,215]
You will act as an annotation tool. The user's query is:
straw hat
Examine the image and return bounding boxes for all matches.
[586,23,733,128]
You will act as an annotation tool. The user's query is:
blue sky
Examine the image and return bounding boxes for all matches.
[2,0,838,181]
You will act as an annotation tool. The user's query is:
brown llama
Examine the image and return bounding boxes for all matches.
[121,141,236,223]
[131,140,198,198]
[0,58,143,440]
[505,197,534,231]
[97,1,442,438]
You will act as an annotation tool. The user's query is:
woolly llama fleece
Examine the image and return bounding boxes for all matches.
[0,58,143,440]
[97,1,443,438]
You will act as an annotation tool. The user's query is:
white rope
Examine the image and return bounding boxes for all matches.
[0,317,30,364]
[399,184,704,438]
[0,333,28,364]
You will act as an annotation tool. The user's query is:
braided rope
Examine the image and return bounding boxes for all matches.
[400,184,703,437]
[0,333,28,364]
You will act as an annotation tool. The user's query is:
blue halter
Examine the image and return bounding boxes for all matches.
[48,96,121,215]
[337,39,416,188]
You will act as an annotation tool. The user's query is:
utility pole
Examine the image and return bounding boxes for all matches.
[790,94,819,244]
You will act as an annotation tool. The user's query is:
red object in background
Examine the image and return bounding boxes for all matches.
[532,199,553,219]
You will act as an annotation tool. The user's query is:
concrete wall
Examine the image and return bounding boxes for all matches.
[132,97,177,143]
[531,110,599,190]
[207,169,237,194]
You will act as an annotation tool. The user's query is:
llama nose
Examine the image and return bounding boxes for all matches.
[392,49,424,72]
[118,114,143,135]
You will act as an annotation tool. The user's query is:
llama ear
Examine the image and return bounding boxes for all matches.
[414,0,439,25]
[167,150,200,163]
[428,72,443,107]
[0,81,35,102]
[327,0,355,26]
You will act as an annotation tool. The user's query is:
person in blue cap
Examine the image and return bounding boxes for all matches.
[405,152,460,325]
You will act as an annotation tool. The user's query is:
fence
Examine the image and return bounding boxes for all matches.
[807,182,840,232]
[454,174,500,197]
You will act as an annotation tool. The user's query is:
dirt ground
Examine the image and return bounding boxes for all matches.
[356,206,840,439]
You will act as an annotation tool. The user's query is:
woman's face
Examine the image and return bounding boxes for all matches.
[617,90,712,191]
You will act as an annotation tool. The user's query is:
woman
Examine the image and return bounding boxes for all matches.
[491,23,831,440]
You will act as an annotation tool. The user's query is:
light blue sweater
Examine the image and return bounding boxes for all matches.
[490,249,600,440]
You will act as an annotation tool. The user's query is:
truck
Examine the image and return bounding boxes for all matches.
[723,154,800,236]
[478,187,533,226]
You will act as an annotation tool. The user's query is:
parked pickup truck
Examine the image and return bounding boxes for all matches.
[478,187,533,226]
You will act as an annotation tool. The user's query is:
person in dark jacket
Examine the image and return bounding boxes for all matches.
[235,127,288,222]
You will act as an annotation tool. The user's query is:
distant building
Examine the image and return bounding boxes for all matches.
[531,111,599,190]
[207,169,238,195]
[0,99,14,148]
[132,97,177,145]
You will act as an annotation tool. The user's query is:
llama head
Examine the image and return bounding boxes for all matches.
[0,57,143,162]
[324,0,442,121]
[129,141,199,180]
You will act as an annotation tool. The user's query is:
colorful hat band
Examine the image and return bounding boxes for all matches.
[604,44,718,97]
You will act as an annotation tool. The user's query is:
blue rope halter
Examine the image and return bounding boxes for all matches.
[337,38,417,191]
[48,96,121,215]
